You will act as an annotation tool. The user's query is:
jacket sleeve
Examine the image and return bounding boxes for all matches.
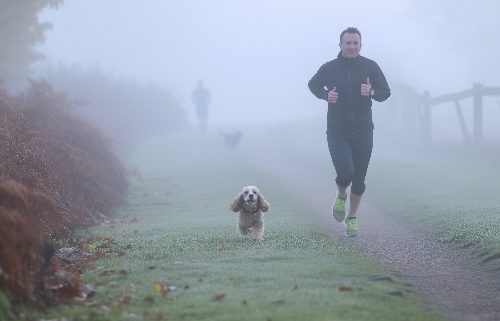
[308,64,329,101]
[370,63,391,102]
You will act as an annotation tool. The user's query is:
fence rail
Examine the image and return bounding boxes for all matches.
[419,83,500,143]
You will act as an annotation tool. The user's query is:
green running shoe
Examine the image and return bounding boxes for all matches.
[332,194,347,222]
[343,214,359,237]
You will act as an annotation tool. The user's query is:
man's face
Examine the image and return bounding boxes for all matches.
[339,33,361,58]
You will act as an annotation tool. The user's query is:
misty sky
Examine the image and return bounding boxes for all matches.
[37,1,500,132]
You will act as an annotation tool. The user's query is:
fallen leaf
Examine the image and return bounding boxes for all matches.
[339,286,354,292]
[213,294,226,301]
[58,284,82,301]
[85,257,96,270]
[118,228,126,234]
[100,269,127,276]
[144,296,155,303]
[219,246,232,251]
[94,251,106,259]
[155,282,164,292]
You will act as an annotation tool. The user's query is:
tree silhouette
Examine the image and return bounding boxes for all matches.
[0,0,62,86]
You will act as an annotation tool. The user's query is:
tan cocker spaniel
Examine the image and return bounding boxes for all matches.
[230,186,270,241]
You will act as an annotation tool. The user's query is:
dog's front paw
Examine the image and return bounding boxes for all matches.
[250,235,263,241]
[238,225,250,235]
[249,228,263,241]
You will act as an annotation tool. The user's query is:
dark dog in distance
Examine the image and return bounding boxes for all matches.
[219,131,243,149]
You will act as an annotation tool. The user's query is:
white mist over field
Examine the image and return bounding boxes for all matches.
[37,0,500,144]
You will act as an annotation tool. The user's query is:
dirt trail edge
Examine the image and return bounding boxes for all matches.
[246,145,500,321]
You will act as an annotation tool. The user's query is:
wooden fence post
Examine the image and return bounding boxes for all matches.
[454,100,470,142]
[473,83,483,144]
[422,90,432,143]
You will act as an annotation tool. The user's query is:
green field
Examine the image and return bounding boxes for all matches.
[12,125,449,321]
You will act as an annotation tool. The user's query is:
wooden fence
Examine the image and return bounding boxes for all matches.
[419,83,500,143]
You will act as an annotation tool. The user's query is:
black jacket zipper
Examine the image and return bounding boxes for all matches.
[348,60,354,125]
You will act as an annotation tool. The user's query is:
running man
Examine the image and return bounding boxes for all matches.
[308,27,391,236]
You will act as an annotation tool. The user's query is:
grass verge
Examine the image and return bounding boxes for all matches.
[367,145,500,271]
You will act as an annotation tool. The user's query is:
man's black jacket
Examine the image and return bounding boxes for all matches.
[308,51,391,132]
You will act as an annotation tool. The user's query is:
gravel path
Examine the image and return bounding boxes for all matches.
[247,145,500,321]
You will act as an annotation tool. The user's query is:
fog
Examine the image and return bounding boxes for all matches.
[36,0,500,144]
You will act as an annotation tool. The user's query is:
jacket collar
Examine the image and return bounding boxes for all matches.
[337,51,361,62]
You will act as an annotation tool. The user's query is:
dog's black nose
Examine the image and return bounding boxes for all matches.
[249,194,254,199]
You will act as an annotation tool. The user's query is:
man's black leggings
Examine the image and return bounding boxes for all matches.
[326,128,373,196]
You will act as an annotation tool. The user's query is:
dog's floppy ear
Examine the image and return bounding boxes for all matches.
[258,193,270,212]
[230,192,244,212]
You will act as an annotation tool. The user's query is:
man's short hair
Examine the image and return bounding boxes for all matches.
[340,27,361,43]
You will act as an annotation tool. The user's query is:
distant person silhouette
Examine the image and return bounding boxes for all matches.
[191,80,211,133]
